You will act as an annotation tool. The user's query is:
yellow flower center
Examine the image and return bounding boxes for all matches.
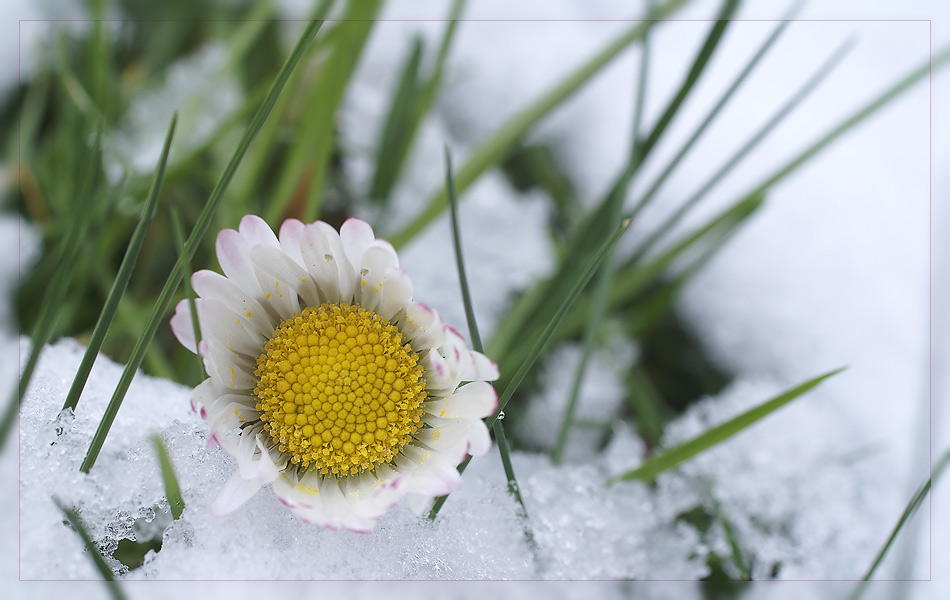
[254,303,426,475]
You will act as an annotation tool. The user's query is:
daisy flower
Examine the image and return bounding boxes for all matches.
[170,216,499,532]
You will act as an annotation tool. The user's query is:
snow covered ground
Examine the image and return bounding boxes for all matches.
[4,0,950,597]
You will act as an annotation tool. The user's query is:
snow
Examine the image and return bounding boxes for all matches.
[4,0,950,597]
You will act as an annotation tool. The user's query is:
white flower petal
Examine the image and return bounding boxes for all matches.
[357,241,399,311]
[212,471,264,516]
[300,223,343,304]
[406,493,433,516]
[374,267,413,322]
[238,214,280,249]
[200,340,257,392]
[278,218,307,267]
[207,397,259,432]
[400,302,445,349]
[422,381,497,420]
[467,351,500,382]
[339,217,375,270]
[315,221,358,303]
[195,298,265,358]
[251,244,319,313]
[420,350,456,390]
[215,228,263,298]
[170,299,198,353]
[191,270,276,337]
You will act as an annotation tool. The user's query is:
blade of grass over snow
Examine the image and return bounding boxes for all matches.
[169,208,205,380]
[370,36,425,203]
[611,367,846,484]
[850,449,950,597]
[1,128,103,448]
[552,0,655,465]
[389,0,688,249]
[152,436,186,520]
[633,0,738,172]
[80,19,328,473]
[628,37,854,265]
[430,217,633,520]
[631,5,799,222]
[713,497,751,580]
[62,114,177,413]
[370,0,467,203]
[265,0,380,225]
[443,147,534,549]
[747,46,950,200]
[54,497,127,600]
[500,191,763,379]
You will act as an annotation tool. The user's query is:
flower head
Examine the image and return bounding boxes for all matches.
[171,216,498,531]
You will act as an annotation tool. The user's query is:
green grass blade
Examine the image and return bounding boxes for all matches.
[748,46,950,199]
[444,147,483,352]
[61,114,177,413]
[429,217,632,520]
[169,208,205,380]
[610,367,845,484]
[632,5,798,221]
[629,37,854,265]
[552,0,655,465]
[369,36,425,202]
[389,0,688,249]
[634,0,738,168]
[714,497,751,580]
[851,449,950,595]
[80,18,327,473]
[53,497,127,600]
[370,0,467,204]
[500,192,762,380]
[1,128,103,448]
[444,146,535,551]
[152,435,186,520]
[487,219,632,431]
[265,0,380,224]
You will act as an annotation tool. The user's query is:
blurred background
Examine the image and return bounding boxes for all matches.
[2,0,948,597]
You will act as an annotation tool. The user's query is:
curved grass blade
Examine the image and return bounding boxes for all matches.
[610,367,845,484]
[1,128,103,448]
[169,208,204,380]
[489,0,738,381]
[61,114,177,413]
[630,3,799,223]
[849,449,950,598]
[628,37,854,266]
[389,0,688,249]
[748,46,950,200]
[429,218,632,520]
[443,147,536,554]
[501,191,763,379]
[152,435,186,520]
[552,0,656,465]
[54,497,127,600]
[635,0,739,166]
[80,19,327,473]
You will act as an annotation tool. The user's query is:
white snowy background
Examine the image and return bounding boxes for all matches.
[3,0,949,598]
